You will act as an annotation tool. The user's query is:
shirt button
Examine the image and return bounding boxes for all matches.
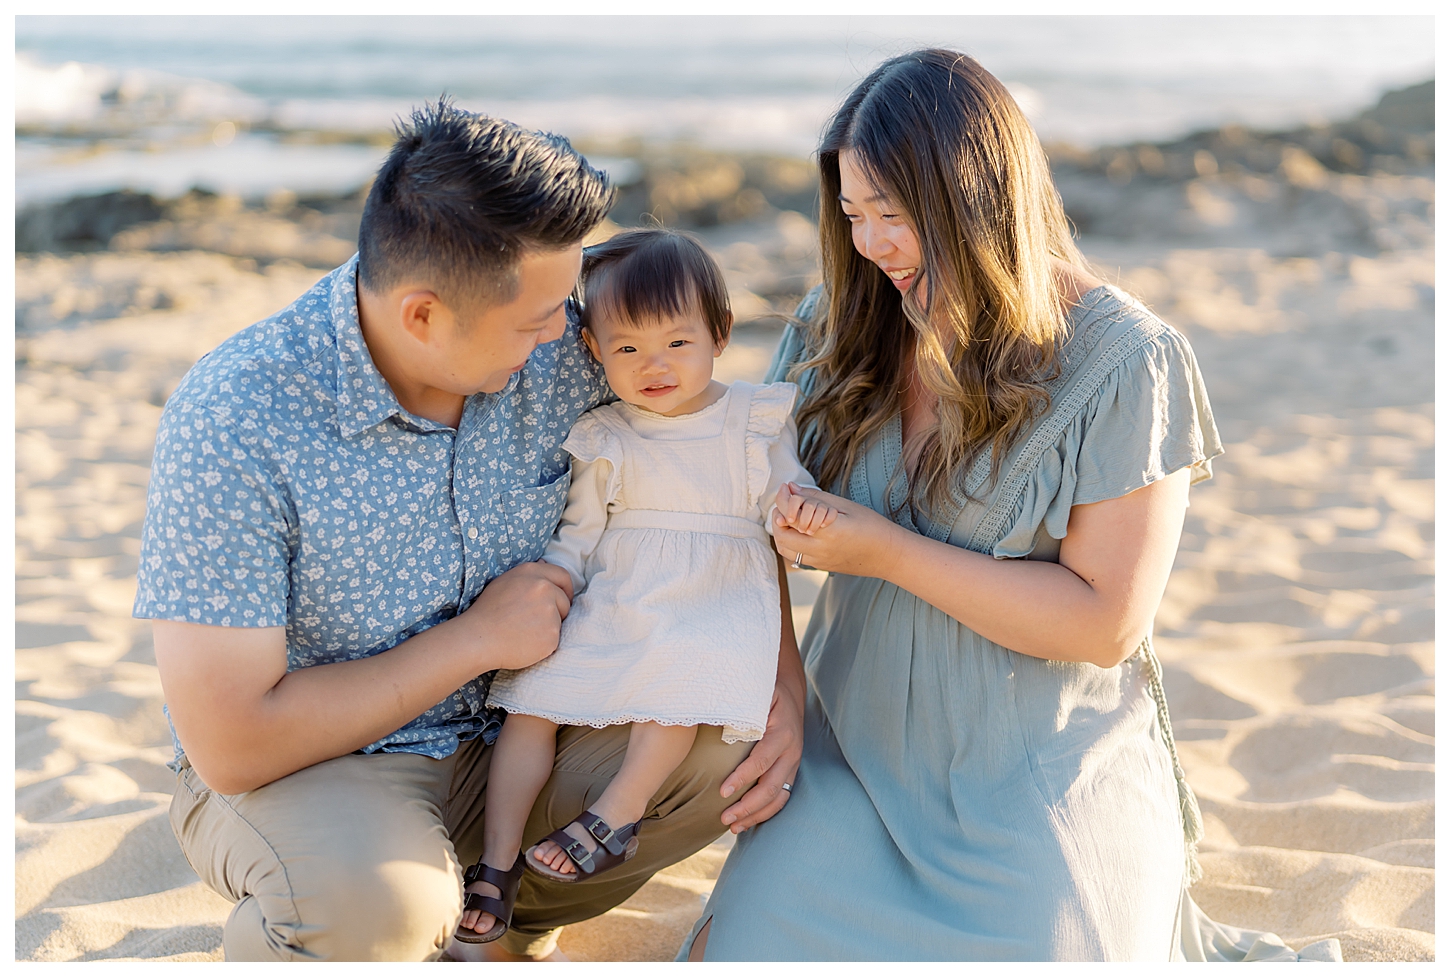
[467,527,479,539]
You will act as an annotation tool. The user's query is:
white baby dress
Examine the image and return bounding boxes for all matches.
[486,380,814,744]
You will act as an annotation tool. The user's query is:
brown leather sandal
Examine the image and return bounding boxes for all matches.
[523,811,640,884]
[453,852,525,944]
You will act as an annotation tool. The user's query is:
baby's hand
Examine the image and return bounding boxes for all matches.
[775,482,839,536]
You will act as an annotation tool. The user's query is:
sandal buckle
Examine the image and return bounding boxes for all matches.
[563,838,595,872]
[584,815,630,855]
[585,816,614,844]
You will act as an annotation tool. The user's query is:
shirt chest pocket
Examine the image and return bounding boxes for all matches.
[502,469,572,564]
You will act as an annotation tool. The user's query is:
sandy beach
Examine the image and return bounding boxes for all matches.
[14,85,1433,961]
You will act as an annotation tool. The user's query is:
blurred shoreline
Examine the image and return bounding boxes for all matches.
[16,79,1434,329]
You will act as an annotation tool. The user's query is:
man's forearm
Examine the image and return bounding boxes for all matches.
[157,614,507,794]
[251,618,504,781]
[159,560,573,794]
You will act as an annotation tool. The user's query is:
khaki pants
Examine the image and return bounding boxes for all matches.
[169,724,752,961]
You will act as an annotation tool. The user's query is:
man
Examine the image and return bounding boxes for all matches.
[136,101,804,962]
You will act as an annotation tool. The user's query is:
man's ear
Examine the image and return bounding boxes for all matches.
[581,326,602,361]
[398,291,443,344]
[715,312,734,356]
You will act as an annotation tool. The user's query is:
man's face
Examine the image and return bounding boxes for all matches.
[430,244,584,395]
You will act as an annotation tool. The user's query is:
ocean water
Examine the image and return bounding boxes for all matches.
[15,14,1434,206]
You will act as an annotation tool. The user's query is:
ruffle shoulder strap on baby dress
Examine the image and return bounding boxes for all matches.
[742,381,800,505]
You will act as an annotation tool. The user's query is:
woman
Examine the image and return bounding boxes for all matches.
[683,49,1317,961]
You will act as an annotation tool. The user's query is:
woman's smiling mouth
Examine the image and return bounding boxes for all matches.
[884,266,918,290]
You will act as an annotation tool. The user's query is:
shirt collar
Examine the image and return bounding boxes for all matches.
[329,256,528,438]
[330,256,417,438]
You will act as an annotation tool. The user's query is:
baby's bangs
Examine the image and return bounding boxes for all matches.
[589,238,700,326]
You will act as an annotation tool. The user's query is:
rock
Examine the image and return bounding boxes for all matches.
[17,191,164,253]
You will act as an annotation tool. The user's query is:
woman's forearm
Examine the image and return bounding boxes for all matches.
[879,531,1138,667]
[777,472,1190,668]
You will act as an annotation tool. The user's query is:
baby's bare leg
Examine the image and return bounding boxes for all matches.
[531,722,698,876]
[458,713,557,938]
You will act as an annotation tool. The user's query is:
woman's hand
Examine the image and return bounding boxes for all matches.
[771,483,909,578]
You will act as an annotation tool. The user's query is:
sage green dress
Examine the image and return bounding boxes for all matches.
[684,286,1341,961]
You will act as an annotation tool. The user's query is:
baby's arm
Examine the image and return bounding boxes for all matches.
[758,415,838,537]
[541,455,615,594]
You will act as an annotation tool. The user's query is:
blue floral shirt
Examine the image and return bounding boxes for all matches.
[133,256,609,768]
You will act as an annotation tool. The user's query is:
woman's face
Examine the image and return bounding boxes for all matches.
[837,149,923,297]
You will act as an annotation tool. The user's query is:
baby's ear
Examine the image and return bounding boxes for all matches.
[581,326,602,361]
[714,312,734,356]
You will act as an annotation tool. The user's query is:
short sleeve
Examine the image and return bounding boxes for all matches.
[1072,324,1223,504]
[991,324,1223,558]
[133,402,294,627]
[763,285,824,387]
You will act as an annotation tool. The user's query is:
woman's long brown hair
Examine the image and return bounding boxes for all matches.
[794,48,1088,508]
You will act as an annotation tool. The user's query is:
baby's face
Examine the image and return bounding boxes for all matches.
[585,305,724,416]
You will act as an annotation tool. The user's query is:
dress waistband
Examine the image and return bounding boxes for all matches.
[606,508,770,544]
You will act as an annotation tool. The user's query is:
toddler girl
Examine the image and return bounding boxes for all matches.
[453,228,836,944]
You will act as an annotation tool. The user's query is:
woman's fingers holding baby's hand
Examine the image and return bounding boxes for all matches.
[773,492,903,577]
[773,522,811,556]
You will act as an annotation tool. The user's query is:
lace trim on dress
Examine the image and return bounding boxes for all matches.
[491,704,764,744]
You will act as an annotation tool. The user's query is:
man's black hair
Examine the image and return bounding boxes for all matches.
[357,98,614,311]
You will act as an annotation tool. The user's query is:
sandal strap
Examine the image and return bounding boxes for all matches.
[546,813,639,876]
[461,853,525,921]
[467,858,524,890]
[463,892,511,921]
[548,827,601,875]
[582,814,630,857]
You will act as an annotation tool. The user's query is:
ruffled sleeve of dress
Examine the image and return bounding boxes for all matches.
[743,382,817,528]
[992,319,1224,559]
[542,411,626,593]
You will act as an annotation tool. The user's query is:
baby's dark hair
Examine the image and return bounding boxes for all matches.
[579,229,732,347]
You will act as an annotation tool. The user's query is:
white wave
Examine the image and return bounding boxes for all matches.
[16,51,267,129]
[15,53,117,124]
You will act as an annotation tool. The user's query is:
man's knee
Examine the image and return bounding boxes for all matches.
[225,859,461,961]
[651,727,753,824]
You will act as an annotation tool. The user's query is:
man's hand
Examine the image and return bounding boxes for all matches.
[718,679,804,833]
[457,560,574,671]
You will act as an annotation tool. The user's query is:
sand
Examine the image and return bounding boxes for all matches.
[14,168,1433,960]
